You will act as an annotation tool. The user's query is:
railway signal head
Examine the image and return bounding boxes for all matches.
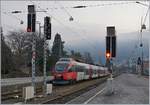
[44,16,51,40]
[106,26,116,58]
[27,27,31,32]
[27,5,36,32]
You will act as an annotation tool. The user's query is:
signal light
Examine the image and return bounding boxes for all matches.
[27,28,31,32]
[106,53,111,59]
[106,36,116,58]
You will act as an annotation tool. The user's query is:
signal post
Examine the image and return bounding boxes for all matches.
[27,5,36,95]
[106,26,116,95]
[43,16,51,96]
[26,5,52,100]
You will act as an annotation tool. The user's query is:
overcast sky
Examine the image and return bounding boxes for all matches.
[1,1,149,34]
[1,1,149,63]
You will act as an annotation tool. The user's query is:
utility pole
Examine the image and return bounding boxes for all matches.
[36,21,41,38]
[136,1,150,31]
[140,25,145,75]
[36,21,44,39]
[32,32,36,94]
[0,27,2,74]
[43,31,47,96]
[136,1,149,75]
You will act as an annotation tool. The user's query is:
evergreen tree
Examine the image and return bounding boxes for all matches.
[51,33,65,60]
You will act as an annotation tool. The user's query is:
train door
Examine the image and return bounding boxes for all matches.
[89,65,92,79]
[76,65,84,81]
[98,68,100,77]
[84,66,89,80]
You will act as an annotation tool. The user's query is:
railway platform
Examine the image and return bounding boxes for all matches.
[67,73,149,104]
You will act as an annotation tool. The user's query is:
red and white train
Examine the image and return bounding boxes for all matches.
[52,58,110,84]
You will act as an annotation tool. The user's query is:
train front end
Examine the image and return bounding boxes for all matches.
[52,58,77,84]
[53,62,70,84]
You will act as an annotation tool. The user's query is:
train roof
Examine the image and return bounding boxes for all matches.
[59,58,74,61]
[57,57,107,69]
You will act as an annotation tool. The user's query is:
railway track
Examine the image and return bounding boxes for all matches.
[43,76,108,104]
[2,73,121,104]
[44,73,121,104]
[1,87,43,101]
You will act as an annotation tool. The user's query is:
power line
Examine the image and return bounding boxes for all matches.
[3,1,140,60]
[45,4,102,60]
[29,1,87,52]
[2,1,137,14]
[29,1,99,50]
[81,1,135,8]
[2,9,25,26]
[56,1,72,17]
[47,2,99,50]
[42,1,137,48]
[143,6,150,25]
[42,1,136,9]
[2,10,23,22]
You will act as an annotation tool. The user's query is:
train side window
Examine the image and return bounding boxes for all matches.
[74,65,78,72]
[68,65,75,72]
[81,66,85,72]
[76,65,83,72]
[75,65,86,72]
[85,68,89,75]
[72,65,76,71]
[81,66,84,72]
[94,70,96,74]
[78,65,82,72]
[93,70,95,74]
[82,66,86,73]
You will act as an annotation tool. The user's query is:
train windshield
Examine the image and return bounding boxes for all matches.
[55,63,68,72]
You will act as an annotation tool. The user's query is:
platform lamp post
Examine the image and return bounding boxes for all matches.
[136,1,149,75]
[136,1,150,31]
[140,23,146,75]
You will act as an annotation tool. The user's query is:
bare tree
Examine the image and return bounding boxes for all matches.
[7,30,44,76]
[1,28,14,75]
[7,31,31,67]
